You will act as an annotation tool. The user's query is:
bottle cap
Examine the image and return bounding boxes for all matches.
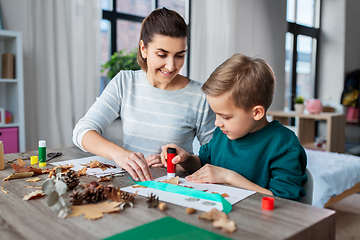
[39,162,47,167]
[30,156,38,165]
[167,173,176,178]
[39,140,46,147]
[167,148,176,154]
[262,197,275,210]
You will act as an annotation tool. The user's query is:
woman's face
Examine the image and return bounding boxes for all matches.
[140,35,187,90]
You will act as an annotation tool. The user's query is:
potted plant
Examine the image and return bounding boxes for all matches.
[294,96,305,114]
[101,48,141,83]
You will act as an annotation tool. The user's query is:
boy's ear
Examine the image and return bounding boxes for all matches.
[140,40,147,58]
[252,105,265,121]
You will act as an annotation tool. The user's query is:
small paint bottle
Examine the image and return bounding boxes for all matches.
[38,140,46,167]
[167,148,176,178]
[0,141,4,170]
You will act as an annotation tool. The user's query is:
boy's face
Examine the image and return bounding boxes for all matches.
[207,93,260,140]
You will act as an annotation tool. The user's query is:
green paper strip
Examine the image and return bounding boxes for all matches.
[133,179,232,213]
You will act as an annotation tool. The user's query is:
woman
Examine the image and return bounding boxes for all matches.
[73,8,215,182]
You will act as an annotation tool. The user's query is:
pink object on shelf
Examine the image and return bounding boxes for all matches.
[346,106,359,122]
[306,99,323,114]
[0,127,19,153]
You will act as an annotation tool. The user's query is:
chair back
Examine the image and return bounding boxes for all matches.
[301,168,313,205]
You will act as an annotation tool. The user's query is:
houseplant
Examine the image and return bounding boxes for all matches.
[294,96,305,114]
[101,48,141,81]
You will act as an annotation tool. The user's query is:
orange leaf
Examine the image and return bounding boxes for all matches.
[98,176,113,182]
[105,187,122,202]
[17,158,26,167]
[89,160,100,168]
[159,176,179,185]
[77,167,87,177]
[67,201,121,220]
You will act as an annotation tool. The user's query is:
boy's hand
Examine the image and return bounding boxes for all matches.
[185,164,232,184]
[146,154,164,168]
[160,144,191,167]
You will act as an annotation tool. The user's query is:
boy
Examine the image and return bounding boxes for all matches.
[161,53,307,201]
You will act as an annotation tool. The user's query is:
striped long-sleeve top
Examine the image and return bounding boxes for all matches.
[72,70,216,157]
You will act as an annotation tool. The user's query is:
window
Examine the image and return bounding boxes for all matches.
[284,0,320,111]
[100,0,190,93]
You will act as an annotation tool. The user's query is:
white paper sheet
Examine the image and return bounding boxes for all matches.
[50,156,125,178]
[121,176,255,212]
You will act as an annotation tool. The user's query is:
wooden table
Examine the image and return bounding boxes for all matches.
[0,147,335,240]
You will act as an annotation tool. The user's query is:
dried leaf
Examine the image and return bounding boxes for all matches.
[23,186,42,189]
[26,177,42,182]
[132,185,147,188]
[211,192,229,198]
[66,201,121,220]
[159,176,179,185]
[3,172,34,181]
[213,218,237,233]
[98,176,113,182]
[199,208,228,221]
[89,160,100,168]
[77,167,87,177]
[23,190,45,200]
[17,158,26,167]
[48,164,74,178]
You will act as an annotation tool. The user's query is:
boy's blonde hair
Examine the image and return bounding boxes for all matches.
[202,53,275,111]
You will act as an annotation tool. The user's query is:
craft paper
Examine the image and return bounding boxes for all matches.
[50,156,125,178]
[103,216,233,240]
[121,176,255,212]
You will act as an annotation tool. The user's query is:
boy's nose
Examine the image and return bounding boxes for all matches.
[215,117,223,127]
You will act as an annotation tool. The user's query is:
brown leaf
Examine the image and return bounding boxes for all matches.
[66,201,121,220]
[98,176,113,182]
[159,176,179,185]
[221,193,229,198]
[48,164,74,178]
[23,190,45,200]
[77,167,87,177]
[132,185,147,188]
[17,158,26,167]
[213,218,237,233]
[89,160,100,168]
[26,177,42,182]
[199,208,228,221]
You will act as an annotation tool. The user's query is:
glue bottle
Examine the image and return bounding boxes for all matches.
[167,148,176,178]
[0,141,4,170]
[39,140,46,167]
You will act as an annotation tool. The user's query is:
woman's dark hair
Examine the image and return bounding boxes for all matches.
[137,7,189,71]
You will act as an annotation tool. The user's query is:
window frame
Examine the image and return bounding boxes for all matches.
[102,0,191,76]
[287,0,321,110]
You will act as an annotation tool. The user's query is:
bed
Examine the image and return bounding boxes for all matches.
[306,148,360,208]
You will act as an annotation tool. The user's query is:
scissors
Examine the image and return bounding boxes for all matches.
[46,152,62,162]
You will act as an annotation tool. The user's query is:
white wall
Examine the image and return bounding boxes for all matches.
[190,0,287,111]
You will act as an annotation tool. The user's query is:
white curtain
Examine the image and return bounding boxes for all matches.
[1,0,101,150]
[190,0,287,110]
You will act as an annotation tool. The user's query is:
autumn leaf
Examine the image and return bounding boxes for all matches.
[213,218,237,233]
[89,160,100,168]
[17,158,26,167]
[23,190,45,200]
[66,201,121,220]
[199,208,228,221]
[159,176,179,185]
[26,177,42,182]
[77,167,87,177]
[132,185,147,188]
[98,176,113,182]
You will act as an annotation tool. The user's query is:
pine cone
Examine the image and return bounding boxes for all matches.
[69,190,84,205]
[62,170,80,190]
[147,193,159,208]
[83,186,106,203]
[121,191,136,203]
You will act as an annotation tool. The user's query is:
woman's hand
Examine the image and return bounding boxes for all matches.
[185,164,233,184]
[113,149,153,181]
[146,154,164,168]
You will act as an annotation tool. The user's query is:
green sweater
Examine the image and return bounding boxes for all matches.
[198,120,307,201]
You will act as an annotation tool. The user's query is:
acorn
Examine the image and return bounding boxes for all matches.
[186,208,196,214]
[158,202,167,211]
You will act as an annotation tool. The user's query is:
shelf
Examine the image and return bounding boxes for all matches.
[268,111,345,153]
